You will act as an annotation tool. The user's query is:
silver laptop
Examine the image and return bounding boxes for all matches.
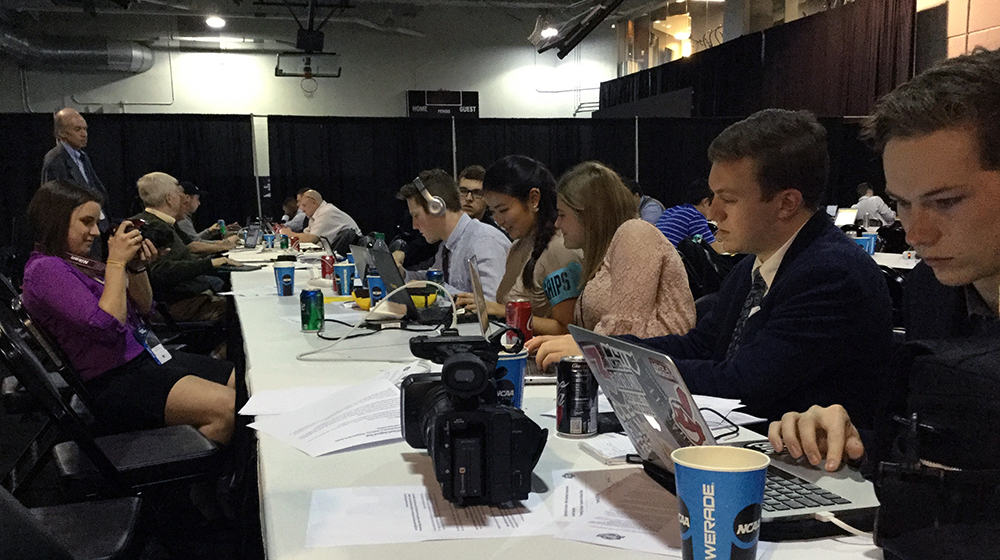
[568,325,879,525]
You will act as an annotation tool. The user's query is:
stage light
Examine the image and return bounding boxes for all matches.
[540,27,558,38]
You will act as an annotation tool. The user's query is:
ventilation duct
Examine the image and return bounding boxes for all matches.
[0,25,154,73]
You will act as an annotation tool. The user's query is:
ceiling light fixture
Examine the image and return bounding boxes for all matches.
[205,16,226,29]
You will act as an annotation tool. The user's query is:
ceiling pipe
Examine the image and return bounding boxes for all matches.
[0,23,154,73]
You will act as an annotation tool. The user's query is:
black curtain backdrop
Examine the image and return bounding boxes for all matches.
[454,118,636,180]
[638,118,740,207]
[0,113,254,251]
[266,117,453,236]
[600,0,915,118]
[637,117,881,208]
[0,113,58,247]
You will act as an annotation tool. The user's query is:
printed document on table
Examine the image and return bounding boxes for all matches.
[305,485,554,547]
[548,467,640,520]
[557,471,683,556]
[248,378,401,456]
[238,386,343,416]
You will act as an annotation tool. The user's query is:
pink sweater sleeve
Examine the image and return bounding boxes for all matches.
[593,220,696,337]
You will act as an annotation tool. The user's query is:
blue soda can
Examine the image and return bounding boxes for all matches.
[218,219,226,237]
[300,289,324,332]
[367,275,385,306]
[426,269,444,285]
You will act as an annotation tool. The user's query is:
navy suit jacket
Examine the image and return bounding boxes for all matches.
[41,143,107,199]
[621,211,893,424]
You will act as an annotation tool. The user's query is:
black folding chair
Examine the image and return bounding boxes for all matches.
[0,301,221,500]
[0,484,142,560]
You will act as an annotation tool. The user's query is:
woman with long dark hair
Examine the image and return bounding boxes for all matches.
[21,180,235,443]
[455,155,582,335]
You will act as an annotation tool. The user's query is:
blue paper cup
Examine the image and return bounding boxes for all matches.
[273,265,295,296]
[262,233,276,248]
[334,262,354,296]
[496,350,527,409]
[671,446,769,560]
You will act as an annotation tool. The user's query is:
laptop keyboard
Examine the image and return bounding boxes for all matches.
[762,467,852,512]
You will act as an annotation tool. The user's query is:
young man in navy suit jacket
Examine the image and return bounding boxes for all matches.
[529,109,893,424]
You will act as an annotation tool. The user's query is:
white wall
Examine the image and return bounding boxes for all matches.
[0,8,617,118]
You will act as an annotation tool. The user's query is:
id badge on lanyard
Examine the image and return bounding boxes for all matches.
[134,323,172,365]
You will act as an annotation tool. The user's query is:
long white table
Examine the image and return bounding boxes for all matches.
[232,266,882,560]
[872,252,918,270]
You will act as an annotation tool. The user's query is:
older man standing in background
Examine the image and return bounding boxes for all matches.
[41,107,109,259]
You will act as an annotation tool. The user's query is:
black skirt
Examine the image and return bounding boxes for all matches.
[85,350,233,433]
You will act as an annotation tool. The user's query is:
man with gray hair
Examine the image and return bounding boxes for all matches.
[278,189,359,244]
[41,107,108,259]
[131,172,238,321]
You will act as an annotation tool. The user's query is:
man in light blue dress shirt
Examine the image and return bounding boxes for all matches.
[398,169,510,300]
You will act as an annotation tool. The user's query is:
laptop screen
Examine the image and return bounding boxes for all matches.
[834,208,858,227]
[466,256,490,339]
[569,324,716,473]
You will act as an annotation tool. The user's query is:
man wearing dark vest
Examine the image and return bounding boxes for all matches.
[41,108,109,259]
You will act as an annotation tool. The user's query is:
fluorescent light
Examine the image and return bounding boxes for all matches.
[673,30,691,40]
[206,16,226,29]
[540,26,558,38]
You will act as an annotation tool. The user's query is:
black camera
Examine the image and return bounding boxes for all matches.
[401,327,548,506]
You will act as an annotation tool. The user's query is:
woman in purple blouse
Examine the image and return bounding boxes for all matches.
[21,180,235,444]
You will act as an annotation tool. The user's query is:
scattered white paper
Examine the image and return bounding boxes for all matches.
[248,379,401,456]
[238,386,343,416]
[557,471,683,556]
[548,468,640,520]
[578,433,638,465]
[543,393,765,432]
[378,359,441,387]
[218,288,279,298]
[305,485,555,547]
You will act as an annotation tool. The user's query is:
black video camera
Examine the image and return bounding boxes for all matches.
[401,327,548,506]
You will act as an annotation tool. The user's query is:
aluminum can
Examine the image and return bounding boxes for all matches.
[321,255,337,280]
[300,289,324,332]
[505,298,533,345]
[556,356,598,438]
[280,234,290,249]
[426,269,444,285]
[217,219,226,237]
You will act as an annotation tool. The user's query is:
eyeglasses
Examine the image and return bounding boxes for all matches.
[459,187,484,199]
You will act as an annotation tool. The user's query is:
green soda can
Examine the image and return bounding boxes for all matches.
[300,289,324,332]
[280,234,290,249]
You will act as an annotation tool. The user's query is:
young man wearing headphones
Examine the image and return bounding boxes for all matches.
[396,169,510,301]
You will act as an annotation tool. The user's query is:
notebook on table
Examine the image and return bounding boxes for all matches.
[567,324,879,540]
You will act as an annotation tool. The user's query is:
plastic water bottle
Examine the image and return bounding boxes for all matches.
[367,233,391,305]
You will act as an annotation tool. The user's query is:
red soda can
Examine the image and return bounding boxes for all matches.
[505,298,533,343]
[321,255,337,280]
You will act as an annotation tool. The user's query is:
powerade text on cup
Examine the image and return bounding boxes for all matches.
[671,446,768,560]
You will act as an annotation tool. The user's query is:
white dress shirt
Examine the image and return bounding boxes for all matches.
[304,201,360,241]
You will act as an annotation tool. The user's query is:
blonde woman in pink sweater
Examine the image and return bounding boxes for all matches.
[526,161,696,365]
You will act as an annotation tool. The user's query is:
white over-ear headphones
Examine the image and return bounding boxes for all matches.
[413,176,446,216]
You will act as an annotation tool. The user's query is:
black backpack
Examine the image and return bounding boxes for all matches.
[874,335,1000,560]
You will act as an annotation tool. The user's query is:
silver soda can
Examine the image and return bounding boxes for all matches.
[556,356,598,438]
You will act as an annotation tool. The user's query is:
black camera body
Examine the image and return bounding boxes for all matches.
[401,328,547,506]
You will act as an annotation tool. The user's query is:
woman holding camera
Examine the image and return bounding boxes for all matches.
[526,161,696,364]
[21,180,235,444]
[455,155,583,335]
